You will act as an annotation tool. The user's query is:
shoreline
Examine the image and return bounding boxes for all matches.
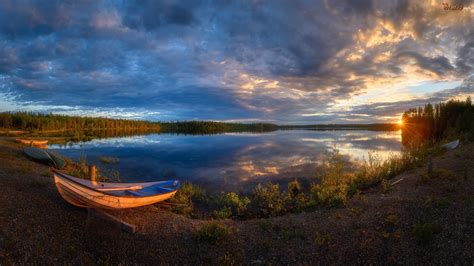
[0,137,473,264]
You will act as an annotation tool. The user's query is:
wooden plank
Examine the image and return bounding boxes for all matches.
[87,208,136,234]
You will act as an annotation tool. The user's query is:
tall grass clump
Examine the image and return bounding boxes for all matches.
[349,145,430,193]
[195,220,232,245]
[308,145,434,208]
[99,156,119,164]
[64,155,122,182]
[169,182,206,217]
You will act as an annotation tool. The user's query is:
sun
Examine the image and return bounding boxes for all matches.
[397,119,403,126]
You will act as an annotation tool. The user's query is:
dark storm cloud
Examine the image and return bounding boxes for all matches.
[0,0,473,122]
[123,0,197,30]
[396,51,455,76]
[456,40,474,74]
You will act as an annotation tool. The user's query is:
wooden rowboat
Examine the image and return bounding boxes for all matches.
[16,139,48,146]
[23,147,66,169]
[53,170,180,209]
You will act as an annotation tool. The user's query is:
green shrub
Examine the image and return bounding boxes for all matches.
[196,221,231,245]
[293,192,314,211]
[169,182,206,216]
[217,192,251,217]
[310,183,347,207]
[213,206,232,219]
[310,150,353,207]
[252,183,287,217]
[287,179,301,198]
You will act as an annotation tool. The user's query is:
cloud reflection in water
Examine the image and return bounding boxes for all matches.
[50,130,401,193]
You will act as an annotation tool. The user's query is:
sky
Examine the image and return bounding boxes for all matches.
[1,0,474,124]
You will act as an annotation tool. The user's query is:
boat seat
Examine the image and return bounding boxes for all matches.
[123,185,174,197]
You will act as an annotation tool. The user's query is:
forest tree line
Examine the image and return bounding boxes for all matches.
[401,97,474,145]
[0,112,160,131]
[0,112,278,134]
[158,121,278,134]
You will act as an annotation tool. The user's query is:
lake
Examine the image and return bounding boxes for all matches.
[50,130,402,194]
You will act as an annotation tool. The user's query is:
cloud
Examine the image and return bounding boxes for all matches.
[0,0,473,123]
[396,51,455,76]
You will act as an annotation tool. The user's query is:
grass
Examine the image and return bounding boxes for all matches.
[169,182,206,217]
[381,179,392,193]
[195,220,232,245]
[64,156,122,182]
[314,232,331,246]
[99,156,119,164]
[412,222,442,245]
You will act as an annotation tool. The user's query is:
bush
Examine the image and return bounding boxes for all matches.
[252,183,287,217]
[287,179,301,198]
[310,150,352,207]
[216,192,251,218]
[213,206,232,219]
[310,183,347,207]
[196,221,232,245]
[169,182,206,216]
[293,192,314,211]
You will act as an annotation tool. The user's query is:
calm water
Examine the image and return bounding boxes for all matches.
[50,130,402,193]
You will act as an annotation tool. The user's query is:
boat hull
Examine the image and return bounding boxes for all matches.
[23,147,65,169]
[16,139,48,146]
[53,172,178,209]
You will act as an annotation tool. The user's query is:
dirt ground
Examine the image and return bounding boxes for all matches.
[0,137,473,264]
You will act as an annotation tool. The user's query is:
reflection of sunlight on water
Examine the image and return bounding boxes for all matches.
[301,138,336,143]
[352,137,370,141]
[335,142,399,162]
[374,131,402,140]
